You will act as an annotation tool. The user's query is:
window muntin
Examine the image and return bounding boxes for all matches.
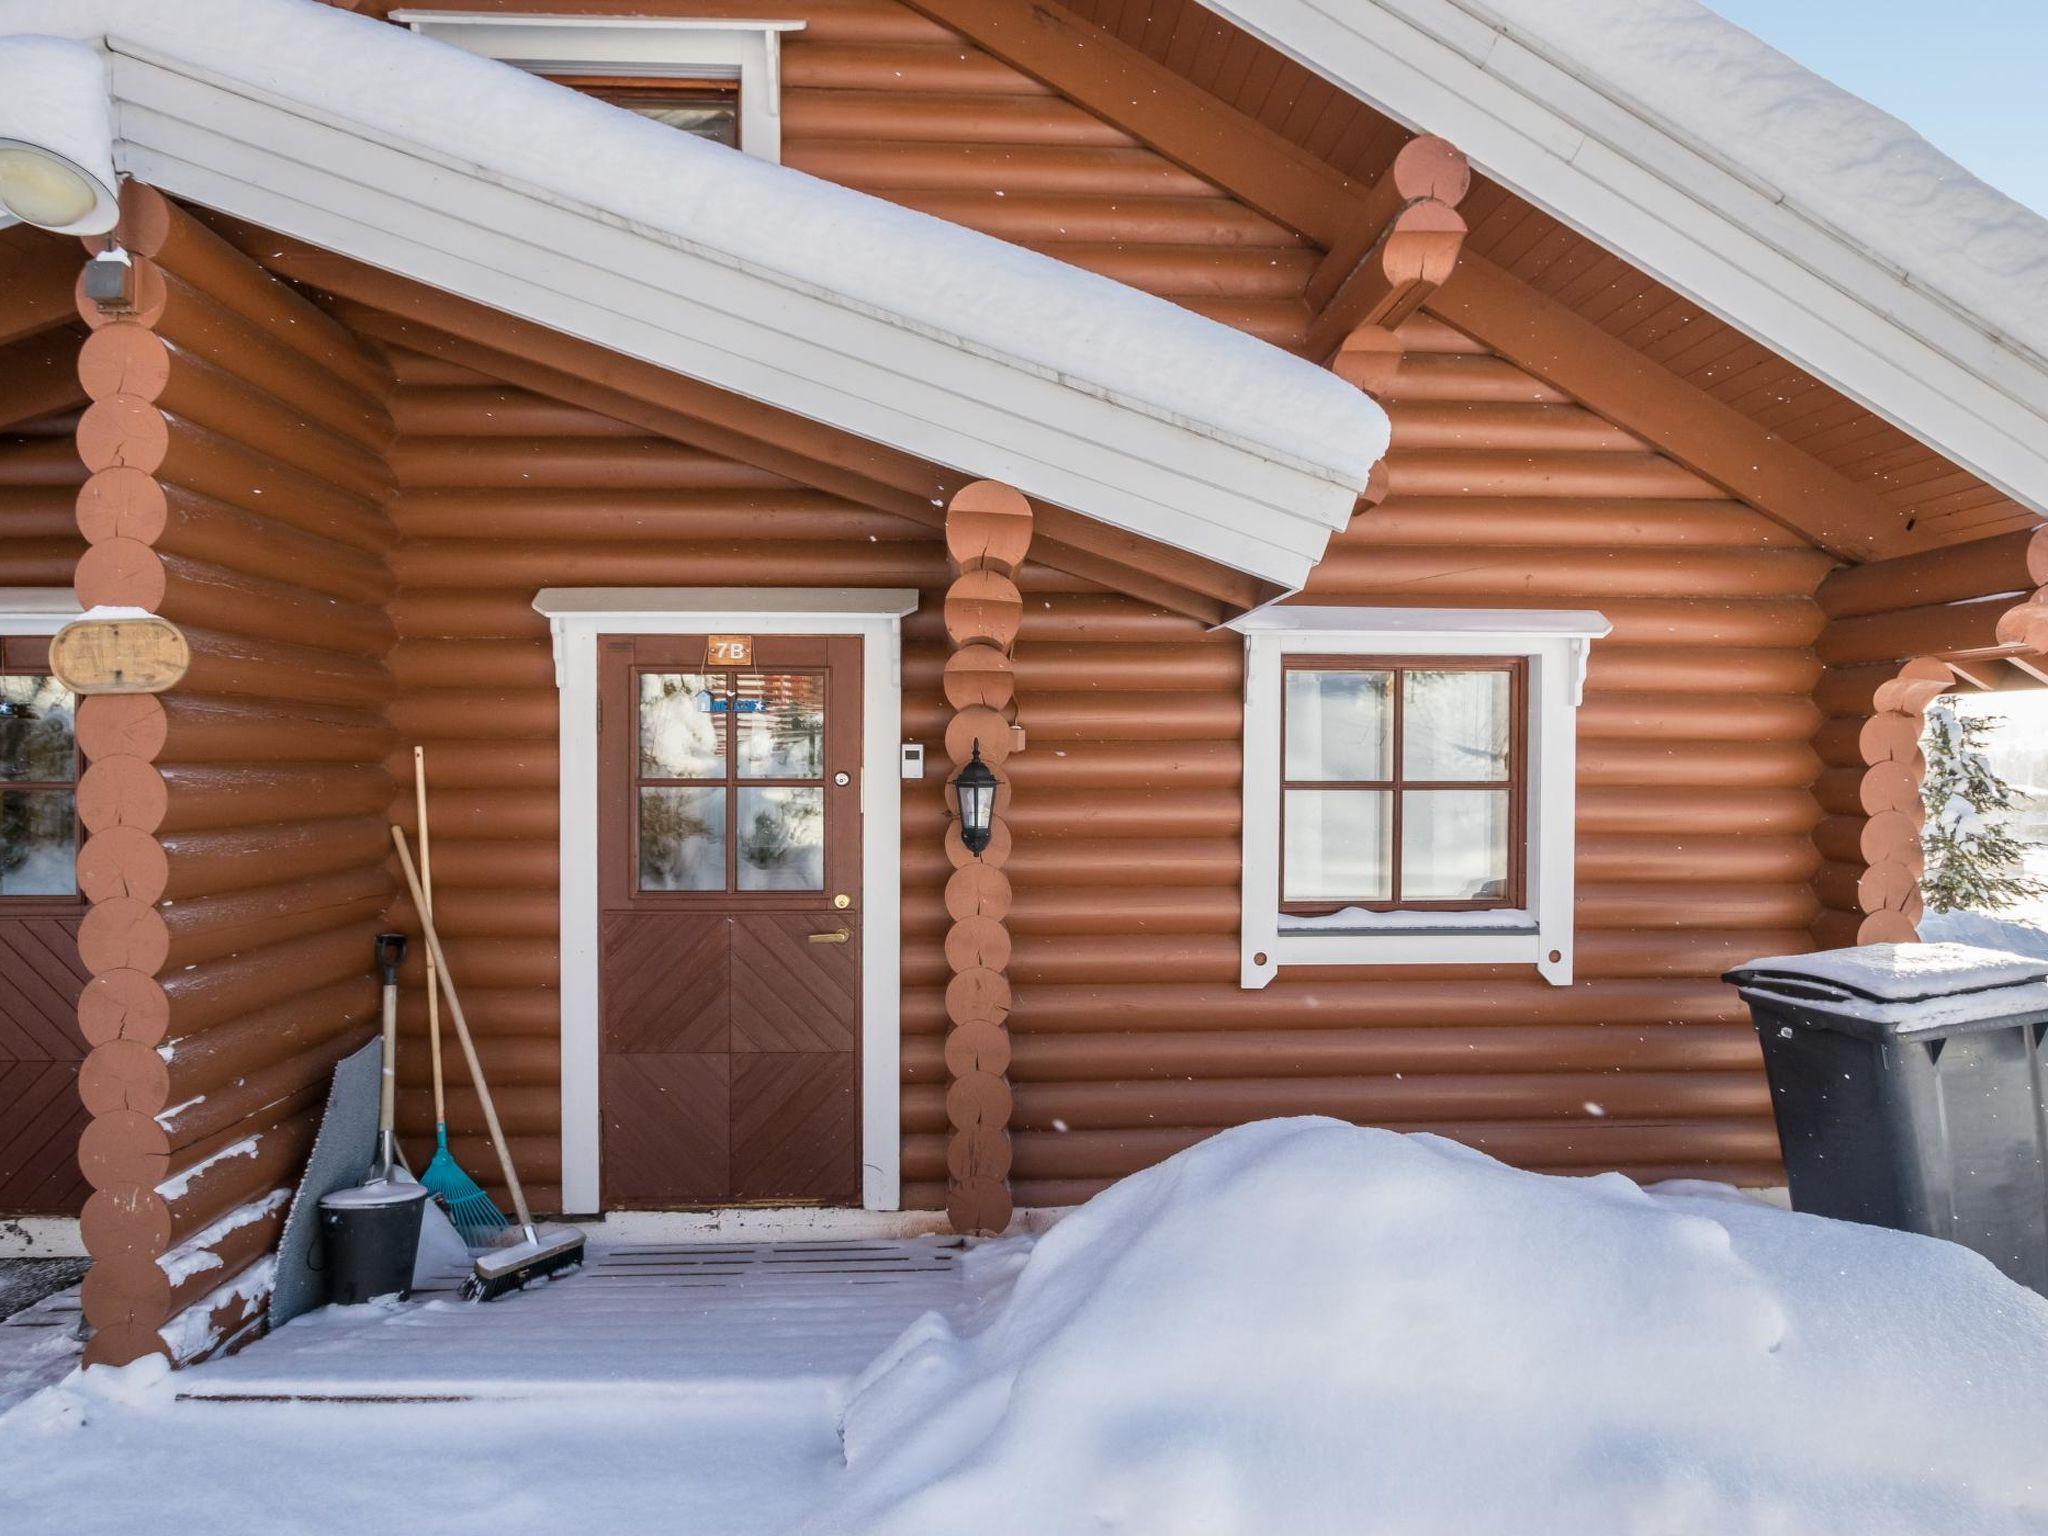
[1279,656,1524,912]
[552,75,740,149]
[0,636,79,902]
[634,669,827,895]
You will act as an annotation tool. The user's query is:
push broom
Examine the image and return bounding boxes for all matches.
[392,823,585,1300]
[411,747,508,1250]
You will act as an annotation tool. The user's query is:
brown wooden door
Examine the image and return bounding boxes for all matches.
[0,635,90,1215]
[597,635,863,1207]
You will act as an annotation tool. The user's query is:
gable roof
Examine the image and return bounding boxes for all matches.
[0,0,1388,593]
[1199,0,2048,527]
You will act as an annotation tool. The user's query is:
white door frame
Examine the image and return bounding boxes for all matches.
[534,587,917,1214]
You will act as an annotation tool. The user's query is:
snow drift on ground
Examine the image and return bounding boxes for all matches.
[1473,0,2048,356]
[1924,908,2048,963]
[830,1118,2048,1536]
[0,0,1383,481]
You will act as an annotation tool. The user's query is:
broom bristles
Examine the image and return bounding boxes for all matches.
[422,1132,509,1250]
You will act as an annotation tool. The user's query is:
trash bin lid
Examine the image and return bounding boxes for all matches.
[1725,942,2048,1036]
[320,1177,431,1211]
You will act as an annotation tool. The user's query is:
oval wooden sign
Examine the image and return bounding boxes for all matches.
[50,615,190,695]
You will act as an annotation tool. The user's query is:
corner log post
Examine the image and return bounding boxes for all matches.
[65,183,399,1369]
[941,482,1031,1236]
[1809,525,2048,945]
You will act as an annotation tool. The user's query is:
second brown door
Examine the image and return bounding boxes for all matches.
[597,635,863,1207]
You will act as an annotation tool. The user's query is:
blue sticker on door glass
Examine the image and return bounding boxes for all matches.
[695,691,761,714]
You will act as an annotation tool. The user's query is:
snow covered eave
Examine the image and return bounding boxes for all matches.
[1200,0,2048,524]
[0,0,1389,593]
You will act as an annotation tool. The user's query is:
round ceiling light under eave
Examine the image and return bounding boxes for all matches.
[0,36,119,236]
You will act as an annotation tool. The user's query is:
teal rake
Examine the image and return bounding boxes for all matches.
[422,1123,509,1249]
[413,744,507,1252]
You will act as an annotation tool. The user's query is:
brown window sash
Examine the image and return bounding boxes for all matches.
[1278,654,1528,915]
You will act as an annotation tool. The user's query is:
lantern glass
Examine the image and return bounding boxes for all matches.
[952,740,999,856]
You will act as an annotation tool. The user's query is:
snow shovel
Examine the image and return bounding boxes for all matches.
[368,931,408,1181]
[391,824,584,1300]
[410,746,509,1249]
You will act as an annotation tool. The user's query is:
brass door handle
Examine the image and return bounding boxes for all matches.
[809,929,851,944]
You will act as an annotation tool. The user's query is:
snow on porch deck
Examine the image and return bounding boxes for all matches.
[174,1238,967,1403]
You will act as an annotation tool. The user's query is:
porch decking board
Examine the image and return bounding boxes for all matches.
[170,1239,968,1403]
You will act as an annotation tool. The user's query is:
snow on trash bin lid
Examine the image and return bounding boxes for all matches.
[1725,942,2048,1036]
[1727,942,2048,1002]
[320,1177,430,1210]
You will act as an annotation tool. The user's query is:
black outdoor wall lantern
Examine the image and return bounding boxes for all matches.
[952,739,999,856]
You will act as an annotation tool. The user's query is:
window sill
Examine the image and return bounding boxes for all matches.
[1265,928,1548,978]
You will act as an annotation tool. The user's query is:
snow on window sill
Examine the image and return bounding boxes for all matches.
[1278,907,1536,935]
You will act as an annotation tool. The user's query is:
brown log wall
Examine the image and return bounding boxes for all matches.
[68,189,400,1366]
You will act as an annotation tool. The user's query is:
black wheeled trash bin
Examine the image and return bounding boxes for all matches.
[1725,941,2048,1295]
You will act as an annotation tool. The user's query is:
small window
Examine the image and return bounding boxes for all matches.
[552,75,740,150]
[0,636,80,902]
[1235,607,1609,990]
[393,14,802,163]
[1281,658,1524,912]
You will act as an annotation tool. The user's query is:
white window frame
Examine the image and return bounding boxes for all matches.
[1233,606,1610,990]
[392,12,803,163]
[534,587,916,1215]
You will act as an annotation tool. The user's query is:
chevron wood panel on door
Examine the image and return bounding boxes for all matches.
[601,913,732,1055]
[601,1052,731,1206]
[730,1051,860,1205]
[0,917,89,1214]
[731,913,859,1054]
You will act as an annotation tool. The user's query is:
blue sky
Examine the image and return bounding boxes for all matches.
[1704,0,2048,215]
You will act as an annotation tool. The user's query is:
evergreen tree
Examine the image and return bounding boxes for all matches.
[1921,697,2048,913]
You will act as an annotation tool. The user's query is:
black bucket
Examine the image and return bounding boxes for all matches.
[318,1181,430,1305]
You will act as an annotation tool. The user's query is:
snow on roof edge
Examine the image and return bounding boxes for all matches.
[1460,0,2048,368]
[0,0,1385,493]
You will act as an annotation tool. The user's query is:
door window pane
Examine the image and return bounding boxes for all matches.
[1403,670,1510,782]
[1284,789,1391,903]
[639,786,726,891]
[735,673,825,780]
[0,789,75,896]
[1285,669,1391,781]
[639,673,725,778]
[0,675,75,782]
[1402,790,1510,900]
[737,786,824,891]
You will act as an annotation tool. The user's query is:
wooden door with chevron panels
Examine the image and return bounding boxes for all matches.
[597,635,862,1207]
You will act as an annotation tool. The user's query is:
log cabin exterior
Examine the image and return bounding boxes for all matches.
[0,0,2044,1368]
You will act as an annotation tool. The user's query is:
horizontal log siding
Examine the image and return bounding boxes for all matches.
[70,192,400,1367]
[901,316,1826,1207]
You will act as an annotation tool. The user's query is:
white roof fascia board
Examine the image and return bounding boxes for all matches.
[119,58,1351,589]
[106,50,1346,589]
[0,0,1387,593]
[1200,0,2048,519]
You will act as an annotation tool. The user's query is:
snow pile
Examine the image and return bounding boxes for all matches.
[0,0,1384,481]
[830,1119,2048,1536]
[1475,0,2048,355]
[1925,908,2048,963]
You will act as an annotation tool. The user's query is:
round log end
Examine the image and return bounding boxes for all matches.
[79,967,171,1047]
[77,755,170,835]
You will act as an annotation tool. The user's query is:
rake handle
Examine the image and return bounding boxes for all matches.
[414,746,446,1130]
[391,824,536,1236]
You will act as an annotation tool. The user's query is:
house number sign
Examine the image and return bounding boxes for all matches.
[705,634,753,666]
